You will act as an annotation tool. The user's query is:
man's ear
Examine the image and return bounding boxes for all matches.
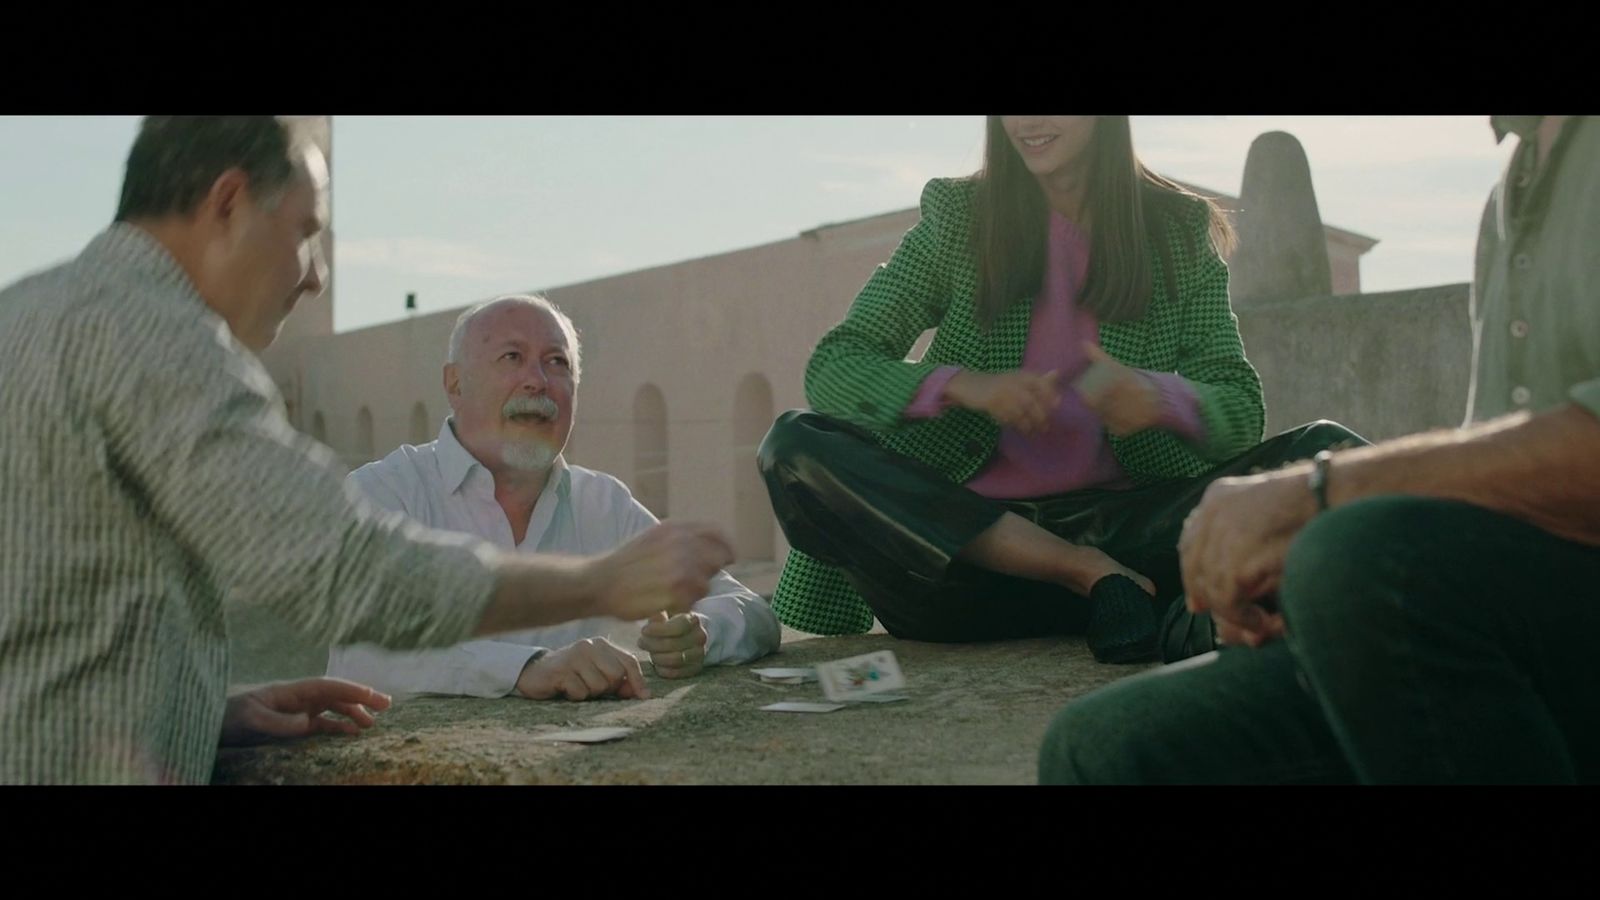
[197,167,252,232]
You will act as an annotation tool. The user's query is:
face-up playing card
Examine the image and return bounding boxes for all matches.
[751,667,819,684]
[815,650,906,702]
[761,701,847,714]
[532,727,634,743]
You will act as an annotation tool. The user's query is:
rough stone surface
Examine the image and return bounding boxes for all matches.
[1232,131,1334,306]
[213,631,1155,785]
[1239,284,1472,441]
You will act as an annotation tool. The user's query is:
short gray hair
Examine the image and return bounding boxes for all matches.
[115,116,316,221]
[446,293,582,382]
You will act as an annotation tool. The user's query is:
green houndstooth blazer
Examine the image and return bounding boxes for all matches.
[772,176,1265,635]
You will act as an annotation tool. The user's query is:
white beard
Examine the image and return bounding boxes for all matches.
[501,440,558,473]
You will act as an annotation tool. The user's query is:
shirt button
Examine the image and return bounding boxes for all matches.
[1510,320,1530,338]
[857,400,878,416]
[1512,386,1532,406]
[1513,253,1532,270]
[963,439,984,457]
[1515,172,1531,188]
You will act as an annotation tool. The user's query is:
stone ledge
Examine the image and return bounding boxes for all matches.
[213,633,1153,785]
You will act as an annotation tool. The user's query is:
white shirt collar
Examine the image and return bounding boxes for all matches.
[435,416,569,501]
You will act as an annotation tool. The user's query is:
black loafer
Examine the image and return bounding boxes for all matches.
[1158,596,1218,664]
[1086,574,1159,664]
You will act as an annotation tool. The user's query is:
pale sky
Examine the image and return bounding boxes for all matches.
[0,116,1513,333]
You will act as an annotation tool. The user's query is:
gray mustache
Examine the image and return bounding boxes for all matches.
[503,394,559,420]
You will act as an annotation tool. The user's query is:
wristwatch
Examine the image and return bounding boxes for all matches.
[1307,450,1334,513]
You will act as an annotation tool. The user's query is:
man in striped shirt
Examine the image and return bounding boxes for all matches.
[0,116,733,784]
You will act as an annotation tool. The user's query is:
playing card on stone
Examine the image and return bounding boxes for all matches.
[815,650,906,702]
[751,667,819,684]
[532,727,634,743]
[761,701,847,714]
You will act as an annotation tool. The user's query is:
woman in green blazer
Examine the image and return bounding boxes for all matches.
[759,116,1362,663]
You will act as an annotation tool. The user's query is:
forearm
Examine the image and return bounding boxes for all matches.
[327,641,543,698]
[805,338,945,430]
[1317,405,1600,545]
[904,366,964,420]
[473,554,599,636]
[1173,226,1266,460]
[802,181,954,431]
[1142,371,1207,442]
[1181,374,1264,461]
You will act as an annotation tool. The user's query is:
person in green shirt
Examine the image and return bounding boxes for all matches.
[759,116,1362,664]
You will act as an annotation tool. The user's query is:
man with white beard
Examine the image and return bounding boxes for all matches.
[328,295,780,701]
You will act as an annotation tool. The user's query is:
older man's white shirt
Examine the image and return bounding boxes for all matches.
[327,419,780,697]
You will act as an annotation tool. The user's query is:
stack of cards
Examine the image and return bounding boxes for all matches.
[756,651,910,713]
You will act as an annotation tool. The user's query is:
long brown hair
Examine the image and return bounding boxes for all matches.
[970,116,1235,329]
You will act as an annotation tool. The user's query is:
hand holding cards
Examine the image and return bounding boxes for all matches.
[943,369,1062,436]
[1071,357,1119,399]
[1073,343,1168,437]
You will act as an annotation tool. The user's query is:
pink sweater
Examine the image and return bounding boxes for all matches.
[905,213,1205,499]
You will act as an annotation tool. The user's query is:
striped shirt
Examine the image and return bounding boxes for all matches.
[0,224,500,784]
